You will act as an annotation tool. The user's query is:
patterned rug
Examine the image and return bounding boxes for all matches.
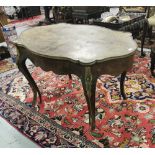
[0,58,16,74]
[10,15,44,28]
[0,51,155,148]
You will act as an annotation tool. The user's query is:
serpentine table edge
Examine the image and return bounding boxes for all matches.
[12,24,137,130]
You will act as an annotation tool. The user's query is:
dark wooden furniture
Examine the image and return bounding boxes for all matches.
[0,46,10,60]
[121,7,147,13]
[13,24,137,130]
[18,6,41,19]
[0,7,10,60]
[53,7,73,23]
[150,47,155,77]
[93,12,146,39]
[141,7,155,57]
[140,19,149,57]
[0,7,8,43]
[72,6,109,24]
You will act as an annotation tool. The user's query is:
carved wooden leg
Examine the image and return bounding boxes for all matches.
[148,26,153,44]
[141,20,148,57]
[16,55,42,106]
[81,67,97,130]
[69,74,72,80]
[150,49,155,77]
[120,71,127,100]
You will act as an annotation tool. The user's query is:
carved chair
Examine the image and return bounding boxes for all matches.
[141,7,155,57]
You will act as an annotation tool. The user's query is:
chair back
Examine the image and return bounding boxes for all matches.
[146,6,155,18]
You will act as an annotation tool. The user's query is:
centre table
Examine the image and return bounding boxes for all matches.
[13,23,137,130]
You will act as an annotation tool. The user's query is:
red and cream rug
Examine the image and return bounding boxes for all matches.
[0,51,155,148]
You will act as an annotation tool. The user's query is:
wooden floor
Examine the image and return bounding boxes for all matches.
[0,117,39,148]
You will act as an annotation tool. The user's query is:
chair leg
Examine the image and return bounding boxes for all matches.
[148,26,153,44]
[141,20,148,57]
[68,74,72,80]
[120,71,127,100]
[150,48,155,77]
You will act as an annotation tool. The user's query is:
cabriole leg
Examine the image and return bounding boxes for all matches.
[16,53,42,106]
[81,67,97,130]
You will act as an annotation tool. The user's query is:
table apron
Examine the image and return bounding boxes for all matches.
[16,46,134,78]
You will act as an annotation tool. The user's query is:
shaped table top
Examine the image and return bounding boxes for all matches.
[14,23,137,64]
